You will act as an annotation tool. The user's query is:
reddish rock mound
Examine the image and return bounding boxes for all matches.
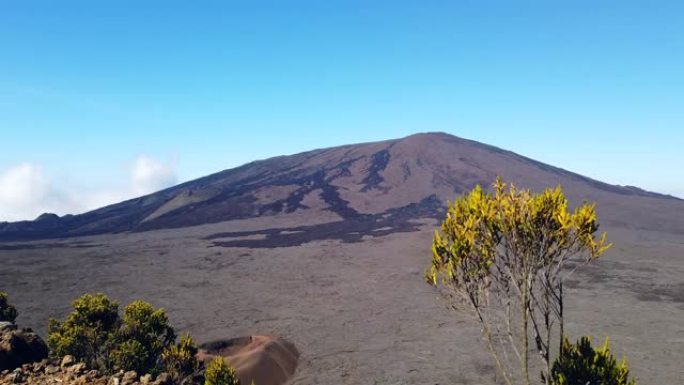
[197,335,299,385]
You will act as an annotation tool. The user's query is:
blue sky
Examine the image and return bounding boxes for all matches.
[1,1,683,220]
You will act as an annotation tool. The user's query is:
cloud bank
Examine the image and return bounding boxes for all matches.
[0,155,177,222]
[131,155,177,196]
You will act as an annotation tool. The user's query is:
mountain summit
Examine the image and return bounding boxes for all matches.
[1,132,682,241]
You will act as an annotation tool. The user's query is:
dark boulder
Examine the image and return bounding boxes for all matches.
[0,322,48,371]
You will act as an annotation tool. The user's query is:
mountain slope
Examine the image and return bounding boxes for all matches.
[1,132,682,241]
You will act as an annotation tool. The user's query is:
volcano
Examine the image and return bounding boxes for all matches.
[1,132,681,241]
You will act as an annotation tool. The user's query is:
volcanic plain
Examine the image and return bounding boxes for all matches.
[1,133,683,384]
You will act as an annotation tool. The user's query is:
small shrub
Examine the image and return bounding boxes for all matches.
[162,333,199,382]
[205,356,240,385]
[0,291,18,322]
[48,293,199,377]
[113,300,176,374]
[47,293,119,370]
[548,336,636,385]
[111,339,147,374]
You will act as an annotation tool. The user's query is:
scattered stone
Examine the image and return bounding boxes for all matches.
[121,370,137,384]
[68,362,87,374]
[61,354,76,368]
[31,361,44,372]
[155,372,170,385]
[7,370,25,383]
[139,373,152,384]
[0,358,115,385]
[86,369,100,378]
[45,365,59,374]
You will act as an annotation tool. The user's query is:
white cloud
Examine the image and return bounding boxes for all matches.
[0,155,177,222]
[131,155,177,196]
[0,163,52,221]
[0,163,49,208]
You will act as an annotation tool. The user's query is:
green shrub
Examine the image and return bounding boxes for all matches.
[47,293,119,370]
[113,300,176,374]
[111,339,147,373]
[48,293,198,377]
[0,291,18,322]
[549,336,636,385]
[205,356,240,385]
[162,333,199,382]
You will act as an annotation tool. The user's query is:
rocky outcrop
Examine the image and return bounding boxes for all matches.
[0,356,175,385]
[0,322,48,371]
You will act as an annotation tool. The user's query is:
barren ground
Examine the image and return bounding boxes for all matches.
[1,215,683,384]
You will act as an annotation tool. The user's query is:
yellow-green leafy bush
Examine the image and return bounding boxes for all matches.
[47,293,119,369]
[48,293,197,378]
[205,356,240,385]
[162,333,199,382]
[549,336,636,385]
[112,300,176,374]
[427,178,611,385]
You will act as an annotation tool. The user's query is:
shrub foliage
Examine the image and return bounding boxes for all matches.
[0,291,18,323]
[47,293,119,369]
[205,356,240,385]
[113,300,176,374]
[162,333,200,382]
[549,336,636,385]
[48,293,197,379]
[427,178,612,385]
